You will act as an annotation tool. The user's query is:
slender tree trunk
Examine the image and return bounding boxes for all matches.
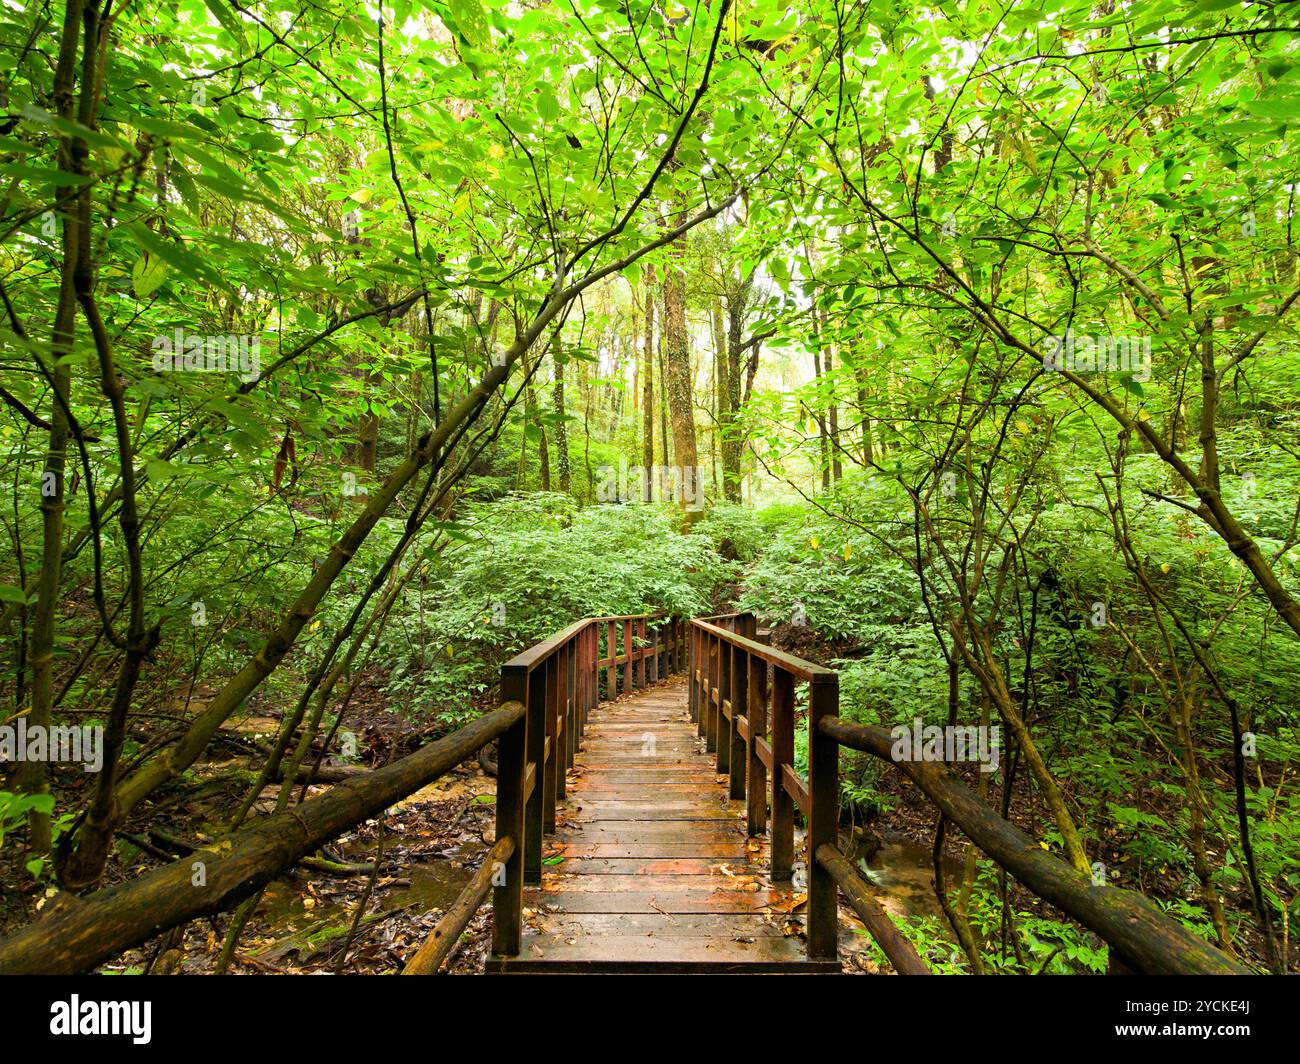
[721,275,751,502]
[20,0,90,856]
[662,227,700,520]
[642,267,655,502]
[552,339,570,494]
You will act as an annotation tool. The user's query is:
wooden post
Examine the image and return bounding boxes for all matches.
[555,644,569,798]
[575,627,586,739]
[688,623,697,722]
[492,667,527,954]
[524,665,547,885]
[622,618,633,693]
[770,668,795,880]
[729,644,747,801]
[605,620,615,700]
[716,638,731,775]
[568,640,578,761]
[696,629,707,738]
[544,654,559,832]
[705,633,719,753]
[635,617,646,687]
[586,623,596,724]
[808,676,839,959]
[745,650,767,835]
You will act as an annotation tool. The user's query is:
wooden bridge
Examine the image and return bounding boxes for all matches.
[475,612,847,973]
[0,612,1252,976]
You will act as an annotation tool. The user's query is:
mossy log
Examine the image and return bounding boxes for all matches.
[0,703,522,975]
[818,716,1251,975]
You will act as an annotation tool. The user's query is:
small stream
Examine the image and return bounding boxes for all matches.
[380,838,487,913]
[843,831,960,924]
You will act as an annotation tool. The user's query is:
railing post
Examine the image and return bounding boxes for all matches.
[745,649,767,835]
[622,618,633,693]
[704,633,719,753]
[605,620,614,700]
[688,623,697,721]
[544,654,560,830]
[729,645,747,801]
[808,676,839,959]
[523,664,546,886]
[555,643,569,799]
[716,638,731,775]
[651,623,660,683]
[635,616,646,687]
[492,669,527,955]
[568,637,578,746]
[585,623,595,726]
[770,668,795,880]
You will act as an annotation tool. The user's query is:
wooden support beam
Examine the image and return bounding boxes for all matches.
[746,649,768,836]
[728,645,747,801]
[807,678,838,960]
[770,669,795,880]
[492,668,528,957]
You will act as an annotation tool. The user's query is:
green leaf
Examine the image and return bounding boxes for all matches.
[536,84,560,123]
[131,254,168,298]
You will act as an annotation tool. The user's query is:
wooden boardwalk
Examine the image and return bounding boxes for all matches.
[487,678,841,973]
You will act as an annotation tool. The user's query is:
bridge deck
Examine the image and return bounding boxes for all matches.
[487,678,841,973]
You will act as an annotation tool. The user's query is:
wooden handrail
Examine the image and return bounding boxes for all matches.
[693,618,836,684]
[817,715,1250,976]
[687,614,840,964]
[815,843,930,975]
[688,614,1249,976]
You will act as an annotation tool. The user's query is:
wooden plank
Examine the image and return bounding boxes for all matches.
[508,935,806,962]
[539,874,770,893]
[524,912,798,936]
[531,891,791,914]
[551,824,747,842]
[551,841,752,859]
[538,858,757,875]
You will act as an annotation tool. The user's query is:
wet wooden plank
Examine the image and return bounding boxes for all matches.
[524,912,800,936]
[532,890,791,913]
[540,873,768,893]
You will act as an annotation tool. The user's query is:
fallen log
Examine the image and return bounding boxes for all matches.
[251,901,414,965]
[0,703,523,975]
[274,763,370,784]
[148,828,376,877]
[817,715,1251,975]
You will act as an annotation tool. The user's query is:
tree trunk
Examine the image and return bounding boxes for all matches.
[662,230,700,519]
[642,267,656,502]
[552,340,570,494]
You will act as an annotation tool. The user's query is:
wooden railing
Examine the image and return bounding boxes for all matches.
[488,612,686,960]
[688,610,1249,976]
[688,612,842,962]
